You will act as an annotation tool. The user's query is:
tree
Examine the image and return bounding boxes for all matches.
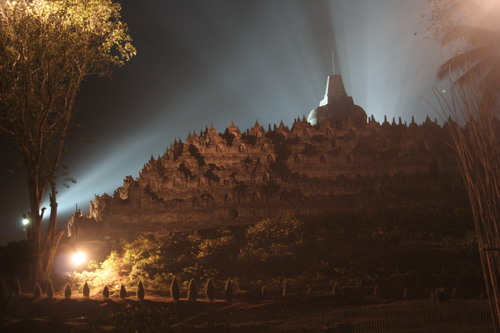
[429,1,500,330]
[0,0,135,285]
[428,0,500,110]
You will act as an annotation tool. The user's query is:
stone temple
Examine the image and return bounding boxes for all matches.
[67,73,464,242]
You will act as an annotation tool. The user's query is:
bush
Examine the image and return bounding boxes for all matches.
[205,279,215,303]
[282,280,289,297]
[46,280,54,299]
[103,285,110,299]
[34,282,42,298]
[13,279,21,296]
[64,284,71,299]
[187,279,197,301]
[224,279,233,303]
[120,284,127,299]
[83,282,90,299]
[170,278,180,301]
[137,280,145,301]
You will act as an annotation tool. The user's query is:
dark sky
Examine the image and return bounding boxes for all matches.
[0,0,448,243]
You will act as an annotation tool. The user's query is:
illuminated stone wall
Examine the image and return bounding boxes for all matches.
[69,116,464,241]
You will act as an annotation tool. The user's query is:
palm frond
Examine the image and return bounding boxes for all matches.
[441,25,500,46]
[436,46,492,80]
[454,53,496,86]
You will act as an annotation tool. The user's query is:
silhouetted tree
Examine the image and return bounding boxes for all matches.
[0,0,135,286]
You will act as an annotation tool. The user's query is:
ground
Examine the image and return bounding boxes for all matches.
[1,292,494,332]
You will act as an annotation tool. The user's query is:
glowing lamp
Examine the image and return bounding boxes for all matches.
[71,252,87,266]
[22,218,30,226]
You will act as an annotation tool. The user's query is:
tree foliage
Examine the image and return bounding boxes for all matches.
[68,208,480,296]
[427,0,500,109]
[0,0,135,285]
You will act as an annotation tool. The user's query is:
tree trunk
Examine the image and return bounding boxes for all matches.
[27,179,64,286]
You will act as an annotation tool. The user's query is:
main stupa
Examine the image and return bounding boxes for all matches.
[307,74,367,128]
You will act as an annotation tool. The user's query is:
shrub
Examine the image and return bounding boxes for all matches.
[83,282,90,299]
[187,279,198,301]
[120,284,127,299]
[34,282,42,298]
[170,277,180,301]
[205,278,215,303]
[332,281,339,295]
[14,279,21,296]
[103,285,110,299]
[224,279,233,303]
[282,280,289,297]
[46,279,54,299]
[137,280,145,301]
[64,284,72,299]
[0,278,5,299]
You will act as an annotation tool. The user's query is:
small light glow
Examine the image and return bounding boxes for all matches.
[442,89,447,94]
[22,218,29,226]
[71,252,87,266]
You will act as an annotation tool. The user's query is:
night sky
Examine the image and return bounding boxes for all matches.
[0,0,448,243]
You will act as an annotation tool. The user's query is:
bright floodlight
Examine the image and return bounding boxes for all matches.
[22,218,29,226]
[71,252,87,266]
